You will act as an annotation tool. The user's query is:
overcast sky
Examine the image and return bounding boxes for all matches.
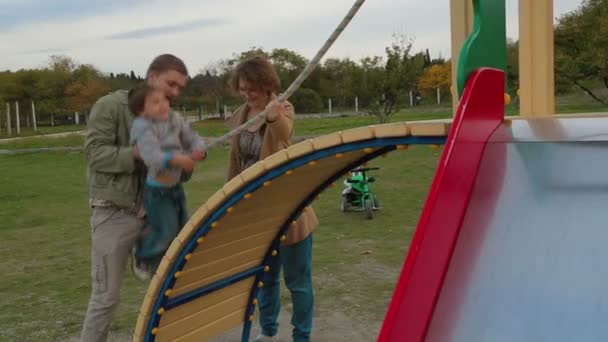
[0,0,582,76]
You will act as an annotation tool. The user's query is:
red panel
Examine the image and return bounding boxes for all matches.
[424,124,510,340]
[378,68,506,341]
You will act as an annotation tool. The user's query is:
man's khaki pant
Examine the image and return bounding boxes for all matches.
[80,206,143,342]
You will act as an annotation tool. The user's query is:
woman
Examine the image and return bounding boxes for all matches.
[226,56,318,342]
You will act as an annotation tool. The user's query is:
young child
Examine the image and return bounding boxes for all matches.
[128,83,207,280]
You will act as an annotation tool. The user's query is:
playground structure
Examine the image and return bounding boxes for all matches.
[134,0,608,341]
[450,0,555,117]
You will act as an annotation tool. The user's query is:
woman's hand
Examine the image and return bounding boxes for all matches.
[265,95,286,122]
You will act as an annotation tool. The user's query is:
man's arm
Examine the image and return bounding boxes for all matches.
[84,96,136,173]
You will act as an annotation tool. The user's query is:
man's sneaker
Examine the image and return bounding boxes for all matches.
[131,248,153,281]
[252,334,277,342]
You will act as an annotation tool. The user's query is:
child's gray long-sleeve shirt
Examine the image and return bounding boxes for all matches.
[130,111,206,187]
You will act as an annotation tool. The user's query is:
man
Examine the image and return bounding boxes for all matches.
[80,54,188,342]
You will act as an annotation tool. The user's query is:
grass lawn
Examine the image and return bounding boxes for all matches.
[0,144,441,341]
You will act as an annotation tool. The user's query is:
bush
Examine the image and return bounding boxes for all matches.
[290,88,323,114]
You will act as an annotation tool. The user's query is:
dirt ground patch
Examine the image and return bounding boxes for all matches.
[211,309,381,342]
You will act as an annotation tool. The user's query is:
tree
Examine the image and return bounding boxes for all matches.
[506,39,519,94]
[228,47,310,94]
[48,55,76,75]
[367,35,426,123]
[65,64,110,114]
[270,48,307,90]
[40,55,80,115]
[0,71,19,108]
[358,56,384,109]
[319,58,360,108]
[195,59,235,115]
[417,63,451,99]
[554,0,608,103]
[290,88,323,113]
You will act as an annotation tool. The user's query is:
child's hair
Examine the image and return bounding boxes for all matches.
[128,83,160,115]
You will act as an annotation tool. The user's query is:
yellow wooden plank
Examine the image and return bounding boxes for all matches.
[134,273,164,339]
[172,259,260,297]
[195,219,278,251]
[312,132,343,150]
[179,204,209,239]
[450,0,474,115]
[134,313,150,342]
[239,161,267,183]
[160,278,253,326]
[373,122,410,138]
[132,332,143,342]
[519,0,554,117]
[409,122,449,136]
[156,293,249,341]
[286,139,315,159]
[140,284,159,317]
[172,308,246,342]
[202,203,293,234]
[190,231,274,263]
[162,236,186,265]
[154,257,174,289]
[222,175,245,198]
[341,126,375,143]
[205,189,227,212]
[302,150,367,173]
[262,149,289,169]
[186,235,274,271]
[179,245,268,285]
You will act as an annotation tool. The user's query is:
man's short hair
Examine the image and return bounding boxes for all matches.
[146,54,188,79]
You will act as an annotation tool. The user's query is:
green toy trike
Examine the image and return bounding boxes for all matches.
[340,167,381,219]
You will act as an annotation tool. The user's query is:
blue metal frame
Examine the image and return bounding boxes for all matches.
[143,136,446,342]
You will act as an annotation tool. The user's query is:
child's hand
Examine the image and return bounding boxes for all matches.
[191,149,207,162]
[170,154,195,172]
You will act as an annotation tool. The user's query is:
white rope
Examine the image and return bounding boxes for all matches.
[208,0,366,148]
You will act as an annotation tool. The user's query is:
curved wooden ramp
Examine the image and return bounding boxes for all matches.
[133,120,451,342]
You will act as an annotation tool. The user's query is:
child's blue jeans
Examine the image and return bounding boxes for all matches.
[135,184,188,264]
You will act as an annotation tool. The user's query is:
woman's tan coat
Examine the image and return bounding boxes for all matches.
[226,102,318,245]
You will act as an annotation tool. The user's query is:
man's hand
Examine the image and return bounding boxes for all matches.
[170,154,195,172]
[191,149,207,162]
